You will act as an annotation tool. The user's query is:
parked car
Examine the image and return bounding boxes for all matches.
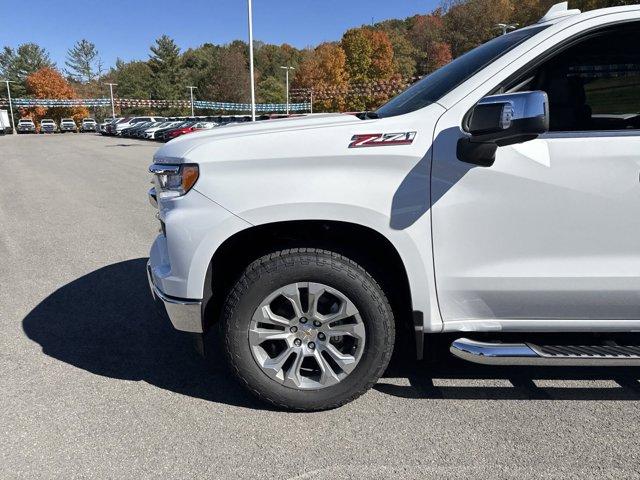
[104,117,130,136]
[0,110,10,134]
[132,121,162,138]
[59,118,78,133]
[141,121,179,140]
[81,118,97,132]
[17,118,36,134]
[164,121,218,141]
[39,119,57,134]
[114,116,165,135]
[120,121,153,138]
[155,121,196,142]
[99,117,120,134]
[147,4,640,411]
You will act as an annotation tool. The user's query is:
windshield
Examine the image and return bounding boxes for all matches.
[376,25,549,118]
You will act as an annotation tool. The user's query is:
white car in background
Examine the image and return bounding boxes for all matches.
[143,121,182,139]
[147,3,640,411]
[81,118,97,132]
[59,118,78,133]
[39,119,57,134]
[17,118,36,134]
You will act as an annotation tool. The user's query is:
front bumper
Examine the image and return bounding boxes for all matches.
[147,261,203,333]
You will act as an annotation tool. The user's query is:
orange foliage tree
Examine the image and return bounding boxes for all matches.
[19,67,89,124]
[409,14,453,74]
[340,27,398,110]
[293,43,349,112]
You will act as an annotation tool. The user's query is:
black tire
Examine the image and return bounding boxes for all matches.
[222,248,395,411]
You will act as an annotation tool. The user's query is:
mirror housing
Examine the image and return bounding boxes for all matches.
[457,91,549,167]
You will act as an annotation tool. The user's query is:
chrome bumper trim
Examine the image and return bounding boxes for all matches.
[146,262,203,333]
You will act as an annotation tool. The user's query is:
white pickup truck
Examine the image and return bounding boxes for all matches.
[147,3,640,410]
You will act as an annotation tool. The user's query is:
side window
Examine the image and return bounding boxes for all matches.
[510,23,640,132]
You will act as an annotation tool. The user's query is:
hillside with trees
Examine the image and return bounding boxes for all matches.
[0,0,635,117]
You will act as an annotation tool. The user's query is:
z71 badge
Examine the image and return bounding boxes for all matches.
[348,132,416,148]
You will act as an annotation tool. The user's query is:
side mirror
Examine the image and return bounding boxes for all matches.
[457,91,549,167]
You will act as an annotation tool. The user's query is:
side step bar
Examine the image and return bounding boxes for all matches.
[451,338,640,366]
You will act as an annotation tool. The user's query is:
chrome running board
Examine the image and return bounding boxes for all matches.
[451,338,640,366]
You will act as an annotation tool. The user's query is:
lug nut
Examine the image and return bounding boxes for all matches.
[290,326,298,333]
[313,320,321,327]
[317,332,326,341]
[299,317,308,324]
[294,339,302,347]
[308,342,316,350]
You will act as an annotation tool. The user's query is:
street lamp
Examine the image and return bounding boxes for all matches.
[247,0,256,121]
[279,66,294,115]
[495,23,518,35]
[106,83,117,118]
[2,80,16,134]
[187,86,197,117]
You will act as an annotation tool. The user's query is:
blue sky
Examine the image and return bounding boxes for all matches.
[0,0,440,69]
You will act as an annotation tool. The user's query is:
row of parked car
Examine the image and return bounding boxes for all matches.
[99,114,286,142]
[100,116,222,142]
[17,117,97,134]
[16,113,290,141]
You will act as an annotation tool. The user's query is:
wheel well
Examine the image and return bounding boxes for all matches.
[203,220,415,355]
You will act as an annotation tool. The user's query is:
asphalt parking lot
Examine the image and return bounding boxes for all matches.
[2,133,640,479]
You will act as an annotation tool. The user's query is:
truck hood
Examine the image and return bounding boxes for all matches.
[153,113,363,163]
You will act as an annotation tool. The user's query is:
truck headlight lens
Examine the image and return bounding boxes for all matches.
[149,163,199,198]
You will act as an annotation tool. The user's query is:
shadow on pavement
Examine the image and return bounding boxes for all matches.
[22,258,640,407]
[378,350,640,401]
[22,258,267,410]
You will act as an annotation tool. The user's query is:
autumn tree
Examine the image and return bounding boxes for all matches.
[20,67,89,123]
[340,28,397,110]
[341,28,395,83]
[408,13,452,74]
[379,24,418,79]
[443,0,514,57]
[65,39,99,83]
[293,43,348,112]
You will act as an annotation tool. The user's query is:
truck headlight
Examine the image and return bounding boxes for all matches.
[149,163,199,198]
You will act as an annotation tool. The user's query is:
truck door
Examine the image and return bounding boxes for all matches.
[431,21,640,328]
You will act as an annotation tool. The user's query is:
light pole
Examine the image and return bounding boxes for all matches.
[187,86,197,117]
[495,23,518,35]
[106,83,117,118]
[2,80,16,134]
[247,0,256,121]
[279,66,294,115]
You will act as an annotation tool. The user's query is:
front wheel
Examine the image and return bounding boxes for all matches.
[222,248,395,411]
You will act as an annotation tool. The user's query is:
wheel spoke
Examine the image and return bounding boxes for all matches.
[262,347,294,374]
[326,321,365,341]
[313,349,341,387]
[249,327,289,344]
[280,284,304,318]
[321,343,358,374]
[283,350,305,388]
[307,282,326,317]
[253,304,291,327]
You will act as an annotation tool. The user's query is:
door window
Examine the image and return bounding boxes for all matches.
[508,22,640,132]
